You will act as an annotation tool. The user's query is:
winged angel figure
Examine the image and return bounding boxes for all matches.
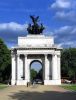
[27,15,45,34]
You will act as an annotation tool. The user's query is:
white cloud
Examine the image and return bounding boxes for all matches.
[0,22,76,48]
[49,0,76,47]
[55,26,72,33]
[53,25,76,47]
[0,22,28,47]
[0,22,28,31]
[50,0,76,22]
[58,41,76,47]
[55,11,76,22]
[71,28,76,34]
[51,0,71,9]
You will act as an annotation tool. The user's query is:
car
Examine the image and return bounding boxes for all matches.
[64,79,71,84]
[35,79,42,84]
[31,79,43,85]
[71,80,76,84]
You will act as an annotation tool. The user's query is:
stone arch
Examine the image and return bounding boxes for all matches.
[29,59,44,83]
[30,59,43,68]
[11,35,61,85]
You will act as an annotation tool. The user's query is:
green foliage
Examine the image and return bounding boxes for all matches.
[0,38,11,83]
[36,68,42,80]
[30,69,37,81]
[0,83,8,89]
[61,48,76,80]
[61,85,76,91]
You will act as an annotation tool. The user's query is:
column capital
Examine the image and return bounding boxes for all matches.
[16,54,20,57]
[44,54,48,60]
[57,54,61,58]
[11,50,14,54]
[11,54,15,58]
[52,54,56,56]
[44,54,48,56]
[24,54,27,57]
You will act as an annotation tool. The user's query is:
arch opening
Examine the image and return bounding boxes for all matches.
[30,60,43,84]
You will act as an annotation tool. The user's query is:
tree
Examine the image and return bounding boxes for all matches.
[30,69,37,81]
[36,68,42,80]
[61,48,76,80]
[0,38,11,83]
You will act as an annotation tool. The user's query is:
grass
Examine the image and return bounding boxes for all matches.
[0,83,8,89]
[61,84,76,91]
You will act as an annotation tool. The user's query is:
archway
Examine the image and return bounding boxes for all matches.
[11,34,61,86]
[30,60,43,84]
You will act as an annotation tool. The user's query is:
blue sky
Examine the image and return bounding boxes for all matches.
[0,0,76,48]
[31,62,42,72]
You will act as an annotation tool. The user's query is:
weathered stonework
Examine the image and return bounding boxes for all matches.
[11,35,62,85]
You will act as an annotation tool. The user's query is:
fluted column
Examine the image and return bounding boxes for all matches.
[11,54,16,85]
[52,54,58,80]
[45,54,49,80]
[24,54,28,82]
[17,54,20,80]
[57,55,61,80]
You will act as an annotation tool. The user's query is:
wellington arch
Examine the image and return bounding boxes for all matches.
[11,16,62,85]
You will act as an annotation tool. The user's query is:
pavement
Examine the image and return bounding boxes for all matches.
[0,85,76,100]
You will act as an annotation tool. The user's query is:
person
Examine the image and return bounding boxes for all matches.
[27,82,28,87]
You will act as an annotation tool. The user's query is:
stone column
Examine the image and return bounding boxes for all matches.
[44,54,49,80]
[16,54,20,81]
[52,54,58,80]
[24,54,28,82]
[49,56,52,80]
[11,54,16,85]
[57,55,61,80]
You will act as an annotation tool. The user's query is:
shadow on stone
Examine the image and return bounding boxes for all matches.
[9,90,76,100]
